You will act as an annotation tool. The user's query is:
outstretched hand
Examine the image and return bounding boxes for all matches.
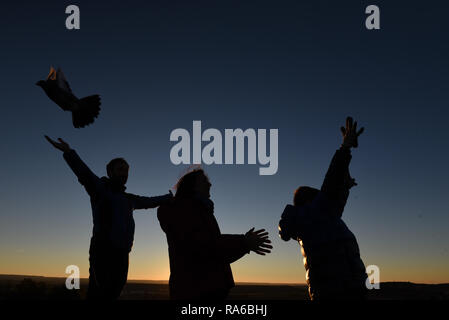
[45,135,71,153]
[245,228,273,255]
[340,117,364,149]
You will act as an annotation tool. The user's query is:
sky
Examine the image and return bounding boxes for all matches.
[0,0,448,284]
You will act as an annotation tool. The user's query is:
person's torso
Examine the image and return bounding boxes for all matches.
[159,198,235,296]
[90,180,135,252]
[297,201,367,295]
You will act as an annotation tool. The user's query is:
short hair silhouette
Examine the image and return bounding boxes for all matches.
[106,158,129,178]
[293,186,319,206]
[175,169,209,198]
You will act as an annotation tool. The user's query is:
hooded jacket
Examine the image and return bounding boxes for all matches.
[157,196,249,299]
[279,147,367,299]
[63,149,171,252]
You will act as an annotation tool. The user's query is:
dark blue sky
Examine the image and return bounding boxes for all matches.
[0,0,448,282]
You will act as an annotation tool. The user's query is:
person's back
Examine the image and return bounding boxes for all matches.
[279,117,367,300]
[281,194,367,299]
[45,135,172,299]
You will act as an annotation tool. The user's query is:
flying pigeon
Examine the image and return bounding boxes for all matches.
[36,66,101,128]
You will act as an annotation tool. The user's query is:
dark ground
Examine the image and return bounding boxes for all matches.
[1,275,448,300]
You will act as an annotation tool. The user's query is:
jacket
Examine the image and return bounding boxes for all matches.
[280,147,367,299]
[157,196,249,299]
[63,149,171,252]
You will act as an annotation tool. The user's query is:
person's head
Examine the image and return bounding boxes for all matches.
[175,169,211,199]
[106,158,129,185]
[293,186,319,207]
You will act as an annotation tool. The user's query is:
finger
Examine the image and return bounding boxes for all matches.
[58,138,67,145]
[353,121,358,133]
[258,241,272,248]
[254,229,266,234]
[44,135,54,143]
[254,251,266,256]
[357,127,365,136]
[345,117,350,131]
[347,117,353,130]
[256,231,269,237]
[45,135,58,147]
[248,227,255,233]
[340,126,346,136]
[256,248,271,254]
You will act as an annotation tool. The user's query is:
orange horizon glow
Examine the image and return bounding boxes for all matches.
[1,271,448,285]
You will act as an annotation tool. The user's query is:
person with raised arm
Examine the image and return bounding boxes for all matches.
[45,136,173,300]
[278,117,368,300]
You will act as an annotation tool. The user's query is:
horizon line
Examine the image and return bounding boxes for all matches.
[1,274,448,286]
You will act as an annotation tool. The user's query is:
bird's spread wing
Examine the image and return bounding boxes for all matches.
[56,68,73,94]
[46,66,57,81]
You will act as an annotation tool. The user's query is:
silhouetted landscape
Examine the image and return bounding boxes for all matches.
[1,275,448,300]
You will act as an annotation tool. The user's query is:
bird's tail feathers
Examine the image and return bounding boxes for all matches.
[72,95,101,128]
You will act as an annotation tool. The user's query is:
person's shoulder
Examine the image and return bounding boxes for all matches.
[157,202,173,225]
[157,197,194,224]
[157,202,171,214]
[158,197,183,214]
[281,204,295,217]
[175,196,197,207]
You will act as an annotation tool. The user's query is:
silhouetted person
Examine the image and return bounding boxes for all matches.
[157,169,272,300]
[278,117,368,300]
[45,136,173,300]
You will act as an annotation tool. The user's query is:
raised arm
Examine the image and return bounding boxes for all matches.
[45,135,104,197]
[320,117,364,218]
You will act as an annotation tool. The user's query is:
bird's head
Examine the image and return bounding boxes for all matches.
[35,80,46,87]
